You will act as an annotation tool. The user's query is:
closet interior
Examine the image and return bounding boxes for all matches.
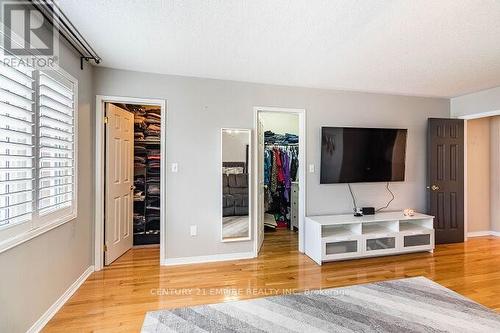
[260,113,299,232]
[128,104,162,245]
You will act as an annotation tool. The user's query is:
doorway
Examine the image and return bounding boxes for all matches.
[95,96,166,270]
[253,107,306,255]
[464,115,500,238]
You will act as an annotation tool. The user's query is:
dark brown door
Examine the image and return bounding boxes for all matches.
[427,118,464,244]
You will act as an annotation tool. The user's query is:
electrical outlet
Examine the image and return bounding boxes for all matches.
[309,164,315,173]
[171,163,178,173]
[190,225,197,236]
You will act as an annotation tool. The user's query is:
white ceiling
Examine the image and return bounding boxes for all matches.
[58,0,500,98]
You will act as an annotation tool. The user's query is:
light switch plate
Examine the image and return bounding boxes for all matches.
[190,225,197,236]
[171,163,178,173]
[308,164,315,173]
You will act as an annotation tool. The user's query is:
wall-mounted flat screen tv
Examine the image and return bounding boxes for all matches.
[320,127,407,184]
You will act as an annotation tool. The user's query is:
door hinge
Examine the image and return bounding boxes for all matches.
[104,116,109,124]
[104,244,108,252]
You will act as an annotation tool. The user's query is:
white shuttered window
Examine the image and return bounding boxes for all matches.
[0,64,77,250]
[38,72,75,215]
[0,61,35,231]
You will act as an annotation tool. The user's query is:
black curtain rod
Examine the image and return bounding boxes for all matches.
[29,0,101,70]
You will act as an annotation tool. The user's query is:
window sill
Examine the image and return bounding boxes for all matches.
[0,213,76,254]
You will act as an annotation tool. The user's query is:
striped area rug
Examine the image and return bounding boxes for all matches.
[142,277,500,332]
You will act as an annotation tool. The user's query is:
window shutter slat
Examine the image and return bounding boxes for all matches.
[0,61,34,229]
[38,72,75,216]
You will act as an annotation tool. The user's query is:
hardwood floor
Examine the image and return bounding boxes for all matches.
[43,230,500,332]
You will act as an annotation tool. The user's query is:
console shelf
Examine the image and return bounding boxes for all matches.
[305,211,434,265]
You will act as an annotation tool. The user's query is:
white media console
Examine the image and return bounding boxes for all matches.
[304,211,434,265]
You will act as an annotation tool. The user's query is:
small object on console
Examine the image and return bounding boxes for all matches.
[362,207,375,215]
[403,208,415,217]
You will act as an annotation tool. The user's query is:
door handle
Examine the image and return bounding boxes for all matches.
[427,185,440,191]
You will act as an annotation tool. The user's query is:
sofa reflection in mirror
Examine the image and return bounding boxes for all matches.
[221,129,251,242]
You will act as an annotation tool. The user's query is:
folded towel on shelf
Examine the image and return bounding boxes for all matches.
[134,177,145,187]
[146,216,160,231]
[146,108,161,115]
[264,131,298,144]
[135,122,147,129]
[135,156,146,163]
[147,184,160,195]
[285,133,299,143]
[134,191,145,201]
[147,124,161,131]
[133,214,146,233]
[134,146,147,154]
[147,197,160,206]
[134,162,146,169]
[146,112,161,119]
[147,177,160,183]
[145,129,160,136]
[145,118,161,125]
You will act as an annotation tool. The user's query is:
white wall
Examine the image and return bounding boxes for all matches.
[260,112,299,135]
[222,131,249,163]
[94,67,450,260]
[451,86,500,118]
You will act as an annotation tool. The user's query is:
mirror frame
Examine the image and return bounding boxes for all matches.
[220,128,252,243]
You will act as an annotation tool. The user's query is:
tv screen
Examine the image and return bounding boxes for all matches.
[320,127,407,184]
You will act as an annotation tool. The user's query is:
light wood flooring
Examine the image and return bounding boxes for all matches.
[43,230,500,332]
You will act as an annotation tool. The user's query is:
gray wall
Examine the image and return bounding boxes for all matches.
[0,29,94,333]
[94,67,450,259]
[451,86,500,117]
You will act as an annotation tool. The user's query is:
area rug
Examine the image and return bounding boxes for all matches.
[142,276,500,332]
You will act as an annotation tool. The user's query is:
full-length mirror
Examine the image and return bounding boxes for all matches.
[221,128,251,242]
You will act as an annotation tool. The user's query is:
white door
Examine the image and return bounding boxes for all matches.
[105,104,134,265]
[257,117,265,252]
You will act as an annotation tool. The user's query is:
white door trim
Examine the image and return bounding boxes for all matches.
[253,106,306,256]
[95,95,167,271]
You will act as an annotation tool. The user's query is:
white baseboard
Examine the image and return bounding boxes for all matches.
[162,251,255,266]
[27,266,94,333]
[467,230,500,237]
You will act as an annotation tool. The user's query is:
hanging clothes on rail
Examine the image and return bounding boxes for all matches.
[264,140,299,227]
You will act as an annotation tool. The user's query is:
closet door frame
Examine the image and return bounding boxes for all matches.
[253,106,306,255]
[94,95,167,271]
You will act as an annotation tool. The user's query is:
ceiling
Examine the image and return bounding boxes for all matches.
[58,0,500,98]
